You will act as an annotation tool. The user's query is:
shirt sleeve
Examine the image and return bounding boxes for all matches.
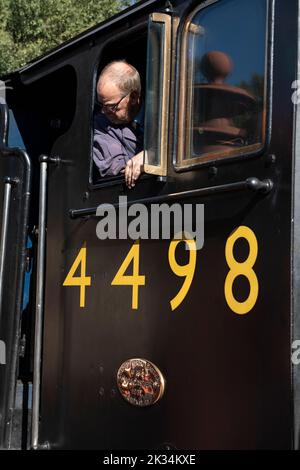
[93,127,127,177]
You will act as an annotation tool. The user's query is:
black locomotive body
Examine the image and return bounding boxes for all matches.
[0,0,300,450]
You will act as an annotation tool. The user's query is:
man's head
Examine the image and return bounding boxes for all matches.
[97,61,141,125]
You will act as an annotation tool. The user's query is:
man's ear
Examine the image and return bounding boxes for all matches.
[130,91,140,105]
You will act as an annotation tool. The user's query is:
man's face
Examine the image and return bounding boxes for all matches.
[97,82,136,125]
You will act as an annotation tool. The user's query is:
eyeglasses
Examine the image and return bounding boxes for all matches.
[97,92,130,113]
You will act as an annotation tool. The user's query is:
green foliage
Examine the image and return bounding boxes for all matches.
[0,0,133,75]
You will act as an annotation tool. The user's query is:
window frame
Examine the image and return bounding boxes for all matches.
[174,0,272,171]
[0,102,9,146]
[143,12,172,177]
[88,22,149,190]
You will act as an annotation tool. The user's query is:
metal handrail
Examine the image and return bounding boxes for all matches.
[0,178,13,327]
[31,157,48,450]
[69,177,274,219]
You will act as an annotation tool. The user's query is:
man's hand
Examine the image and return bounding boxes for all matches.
[124,151,144,188]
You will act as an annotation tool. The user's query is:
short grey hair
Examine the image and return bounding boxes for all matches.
[97,60,141,95]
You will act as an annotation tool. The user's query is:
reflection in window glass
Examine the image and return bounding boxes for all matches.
[181,0,267,162]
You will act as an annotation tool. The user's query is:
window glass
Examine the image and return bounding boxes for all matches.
[144,21,164,166]
[179,0,267,165]
[144,13,170,176]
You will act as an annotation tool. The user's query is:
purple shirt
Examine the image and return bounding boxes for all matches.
[93,113,143,177]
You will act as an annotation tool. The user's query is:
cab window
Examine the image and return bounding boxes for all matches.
[91,30,147,187]
[177,0,268,167]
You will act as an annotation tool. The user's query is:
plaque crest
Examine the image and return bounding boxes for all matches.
[117,358,165,407]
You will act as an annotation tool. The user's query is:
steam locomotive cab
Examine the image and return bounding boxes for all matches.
[0,0,299,450]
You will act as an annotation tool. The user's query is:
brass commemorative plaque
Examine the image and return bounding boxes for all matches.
[117,358,165,407]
